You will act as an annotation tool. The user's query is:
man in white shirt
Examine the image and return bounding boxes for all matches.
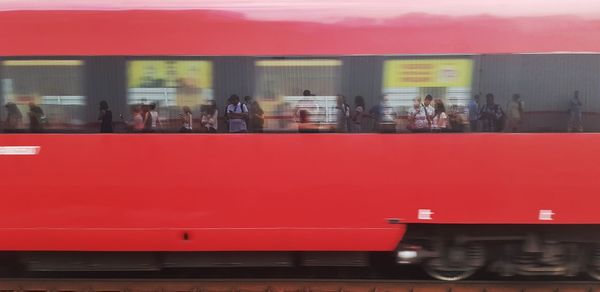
[226,94,249,133]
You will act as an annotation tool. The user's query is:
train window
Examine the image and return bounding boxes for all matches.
[126,60,213,129]
[477,54,598,133]
[1,60,85,132]
[0,54,598,134]
[381,58,473,133]
[253,59,342,132]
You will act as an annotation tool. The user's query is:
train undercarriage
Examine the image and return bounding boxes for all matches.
[397,224,600,280]
[2,225,600,281]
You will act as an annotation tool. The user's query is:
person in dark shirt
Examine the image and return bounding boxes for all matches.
[98,100,113,133]
[28,102,45,133]
[4,102,23,132]
[369,102,382,132]
[244,96,265,133]
[480,93,505,132]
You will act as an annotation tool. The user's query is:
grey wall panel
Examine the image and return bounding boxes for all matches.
[341,56,384,109]
[479,54,600,131]
[478,54,524,106]
[214,57,255,111]
[85,57,127,125]
[519,55,600,111]
[213,57,255,131]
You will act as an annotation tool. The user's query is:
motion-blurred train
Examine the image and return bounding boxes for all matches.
[2,0,600,281]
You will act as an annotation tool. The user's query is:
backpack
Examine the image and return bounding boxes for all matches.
[242,103,248,113]
[226,103,248,121]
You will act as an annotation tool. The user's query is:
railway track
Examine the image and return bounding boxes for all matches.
[0,280,598,292]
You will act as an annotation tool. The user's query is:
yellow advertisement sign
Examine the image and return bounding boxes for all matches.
[383,59,473,88]
[3,60,84,105]
[128,60,212,89]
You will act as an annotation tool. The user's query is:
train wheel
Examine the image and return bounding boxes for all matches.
[423,264,478,281]
[422,243,484,281]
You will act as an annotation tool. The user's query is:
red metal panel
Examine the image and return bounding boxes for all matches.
[0,134,598,251]
[0,228,402,251]
[0,10,599,56]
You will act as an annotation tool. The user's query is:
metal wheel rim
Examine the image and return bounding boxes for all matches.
[423,261,478,281]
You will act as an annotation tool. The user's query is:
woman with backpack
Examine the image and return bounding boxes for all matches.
[226,94,249,133]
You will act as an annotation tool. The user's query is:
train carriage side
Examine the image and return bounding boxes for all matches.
[0,8,600,281]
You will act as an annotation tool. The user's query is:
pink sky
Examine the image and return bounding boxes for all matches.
[1,0,600,22]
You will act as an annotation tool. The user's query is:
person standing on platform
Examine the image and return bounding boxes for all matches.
[98,100,113,133]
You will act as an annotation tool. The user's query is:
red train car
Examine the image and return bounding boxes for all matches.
[1,0,600,281]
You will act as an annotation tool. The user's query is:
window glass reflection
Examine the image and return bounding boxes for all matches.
[382,58,473,132]
[126,60,213,130]
[1,60,85,132]
[254,59,342,132]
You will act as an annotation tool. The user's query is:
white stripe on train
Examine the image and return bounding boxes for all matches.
[0,146,40,155]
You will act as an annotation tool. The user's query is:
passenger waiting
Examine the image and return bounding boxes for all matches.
[480,93,505,132]
[226,94,249,133]
[123,106,145,132]
[223,95,234,132]
[179,106,193,133]
[4,102,23,132]
[407,97,429,132]
[568,90,583,132]
[468,94,481,132]
[98,100,113,133]
[335,95,351,133]
[351,95,366,133]
[506,94,524,132]
[28,102,45,133]
[422,95,435,127]
[369,102,381,132]
[431,99,449,132]
[244,96,264,133]
[200,100,218,133]
[141,104,150,130]
[144,103,160,132]
[448,105,465,132]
